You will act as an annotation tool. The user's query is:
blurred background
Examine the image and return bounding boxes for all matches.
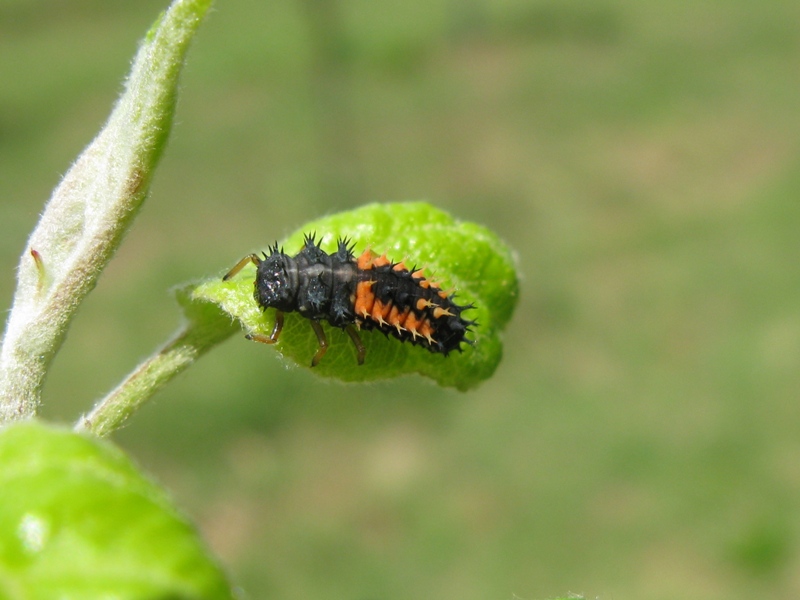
[3,0,800,598]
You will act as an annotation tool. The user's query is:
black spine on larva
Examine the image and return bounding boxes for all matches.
[360,263,475,355]
[254,234,358,327]
[329,238,357,326]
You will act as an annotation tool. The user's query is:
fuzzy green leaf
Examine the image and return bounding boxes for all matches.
[0,421,234,599]
[192,202,519,390]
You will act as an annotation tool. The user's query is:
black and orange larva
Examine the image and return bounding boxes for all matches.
[223,233,476,366]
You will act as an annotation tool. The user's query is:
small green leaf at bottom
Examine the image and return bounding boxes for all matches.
[0,421,234,599]
[192,202,519,390]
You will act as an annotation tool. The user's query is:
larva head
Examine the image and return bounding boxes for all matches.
[254,245,298,312]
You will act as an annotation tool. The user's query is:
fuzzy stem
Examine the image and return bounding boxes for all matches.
[0,0,213,425]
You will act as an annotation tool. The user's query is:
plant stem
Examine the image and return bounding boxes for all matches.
[77,304,235,437]
[0,0,213,426]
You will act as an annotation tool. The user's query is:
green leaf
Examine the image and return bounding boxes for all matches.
[0,421,234,599]
[193,202,519,390]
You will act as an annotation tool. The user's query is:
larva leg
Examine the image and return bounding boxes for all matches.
[310,320,329,367]
[345,325,366,365]
[246,311,284,344]
[223,253,261,281]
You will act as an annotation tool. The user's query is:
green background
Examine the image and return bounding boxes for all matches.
[3,1,800,598]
